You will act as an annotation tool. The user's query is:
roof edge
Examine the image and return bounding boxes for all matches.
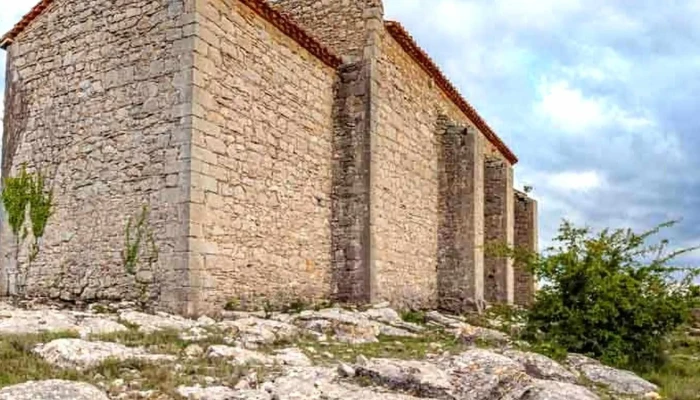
[238,0,342,68]
[2,0,343,69]
[1,0,53,50]
[384,21,518,165]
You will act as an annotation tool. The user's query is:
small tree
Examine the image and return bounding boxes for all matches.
[519,220,699,370]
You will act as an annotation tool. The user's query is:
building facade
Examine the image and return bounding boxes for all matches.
[1,0,537,315]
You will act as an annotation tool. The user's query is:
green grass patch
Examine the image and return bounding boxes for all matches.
[0,331,82,388]
[293,329,466,364]
[642,331,700,400]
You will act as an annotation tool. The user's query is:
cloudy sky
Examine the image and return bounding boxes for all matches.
[2,0,700,262]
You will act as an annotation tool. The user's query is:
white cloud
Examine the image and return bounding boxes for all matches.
[535,79,654,134]
[548,171,605,192]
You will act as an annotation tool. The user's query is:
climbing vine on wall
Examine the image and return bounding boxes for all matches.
[122,205,159,275]
[1,163,54,292]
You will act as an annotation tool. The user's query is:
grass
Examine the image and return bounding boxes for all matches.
[0,327,267,396]
[0,331,83,387]
[643,331,700,400]
[290,329,468,364]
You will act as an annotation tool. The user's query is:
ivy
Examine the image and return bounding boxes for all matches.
[1,164,54,292]
[122,205,158,275]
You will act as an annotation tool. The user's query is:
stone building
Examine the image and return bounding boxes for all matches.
[1,0,538,315]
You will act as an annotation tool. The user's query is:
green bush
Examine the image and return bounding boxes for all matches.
[518,220,699,370]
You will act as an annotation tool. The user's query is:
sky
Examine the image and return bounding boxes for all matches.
[2,0,700,263]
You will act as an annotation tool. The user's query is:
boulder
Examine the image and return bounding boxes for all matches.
[502,350,578,383]
[518,380,600,400]
[207,345,273,365]
[34,339,176,370]
[445,349,531,399]
[274,347,313,366]
[0,380,109,400]
[425,311,463,328]
[219,317,299,348]
[565,354,658,396]
[250,366,438,400]
[455,324,510,346]
[177,385,239,400]
[119,311,195,333]
[354,358,453,398]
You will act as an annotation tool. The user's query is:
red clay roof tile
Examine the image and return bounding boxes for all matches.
[1,0,342,69]
[385,21,518,164]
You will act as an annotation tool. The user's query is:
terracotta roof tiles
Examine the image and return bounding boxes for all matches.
[385,21,518,164]
[1,0,342,69]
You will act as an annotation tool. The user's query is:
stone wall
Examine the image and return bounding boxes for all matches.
[1,0,196,311]
[514,191,538,306]
[272,0,380,61]
[437,121,486,311]
[484,157,514,304]
[372,30,508,309]
[188,0,338,312]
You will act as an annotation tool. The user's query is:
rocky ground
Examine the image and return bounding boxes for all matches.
[0,300,663,400]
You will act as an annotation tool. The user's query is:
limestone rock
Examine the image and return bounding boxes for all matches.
[249,366,437,400]
[0,380,109,400]
[502,350,578,383]
[362,307,401,323]
[76,317,128,338]
[565,354,658,396]
[0,309,77,334]
[354,358,453,398]
[425,311,463,328]
[177,385,239,400]
[518,380,600,400]
[119,311,195,333]
[445,349,531,399]
[274,347,313,366]
[455,323,510,345]
[207,345,273,365]
[0,308,128,338]
[34,339,176,370]
[219,317,299,348]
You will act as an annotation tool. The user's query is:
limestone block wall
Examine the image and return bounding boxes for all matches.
[437,121,486,311]
[484,157,514,304]
[1,0,196,310]
[372,29,508,309]
[272,0,380,61]
[188,0,338,311]
[514,191,538,306]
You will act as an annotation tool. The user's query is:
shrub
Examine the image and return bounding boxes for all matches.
[518,220,699,370]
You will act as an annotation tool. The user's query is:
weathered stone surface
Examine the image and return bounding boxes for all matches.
[274,347,313,366]
[455,323,510,345]
[565,354,658,396]
[177,385,239,400]
[503,350,578,383]
[0,380,109,400]
[119,311,195,333]
[518,380,599,400]
[219,318,299,348]
[0,308,127,338]
[247,367,435,400]
[445,349,531,399]
[425,311,463,328]
[354,358,453,398]
[207,345,273,366]
[34,339,176,370]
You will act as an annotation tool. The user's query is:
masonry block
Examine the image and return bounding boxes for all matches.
[514,191,538,306]
[484,157,515,304]
[437,122,485,312]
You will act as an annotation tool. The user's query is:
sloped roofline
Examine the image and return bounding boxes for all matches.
[0,0,343,68]
[385,21,518,165]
